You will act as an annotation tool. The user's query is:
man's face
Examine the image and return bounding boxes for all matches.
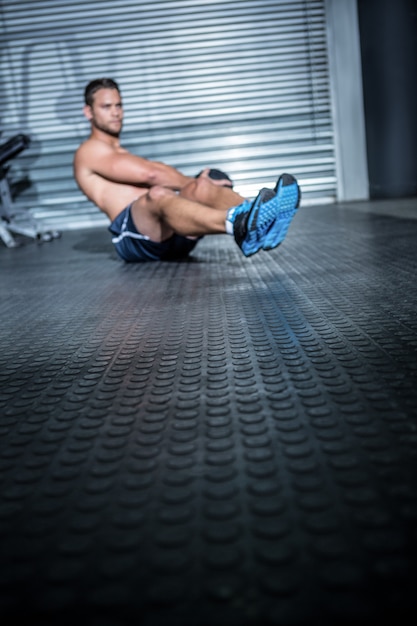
[85,88,123,137]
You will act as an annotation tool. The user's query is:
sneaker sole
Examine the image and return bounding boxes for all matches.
[262,173,301,250]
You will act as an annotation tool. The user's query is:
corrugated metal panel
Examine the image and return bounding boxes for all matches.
[0,0,336,230]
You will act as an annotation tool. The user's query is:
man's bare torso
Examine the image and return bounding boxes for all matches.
[73,138,148,221]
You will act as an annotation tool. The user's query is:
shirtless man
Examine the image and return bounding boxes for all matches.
[74,78,301,262]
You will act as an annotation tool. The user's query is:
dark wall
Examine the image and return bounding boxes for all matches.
[357,0,417,198]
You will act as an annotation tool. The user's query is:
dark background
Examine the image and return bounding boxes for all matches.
[357,0,417,198]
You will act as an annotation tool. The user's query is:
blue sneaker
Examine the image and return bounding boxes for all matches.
[229,187,282,257]
[262,173,300,250]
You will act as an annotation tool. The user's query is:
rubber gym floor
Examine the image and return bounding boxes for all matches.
[1,199,417,626]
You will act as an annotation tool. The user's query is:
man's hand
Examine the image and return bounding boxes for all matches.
[196,168,234,188]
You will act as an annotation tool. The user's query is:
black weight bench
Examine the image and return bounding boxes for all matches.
[0,133,60,247]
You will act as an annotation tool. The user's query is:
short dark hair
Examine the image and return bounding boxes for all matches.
[84,78,120,106]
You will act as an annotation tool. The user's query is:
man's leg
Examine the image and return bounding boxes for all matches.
[130,185,230,242]
[180,169,246,211]
[130,173,301,257]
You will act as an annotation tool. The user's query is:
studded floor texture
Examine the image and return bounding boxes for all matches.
[1,202,417,626]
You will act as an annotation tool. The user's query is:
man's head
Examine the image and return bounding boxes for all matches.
[83,78,123,138]
[84,78,120,107]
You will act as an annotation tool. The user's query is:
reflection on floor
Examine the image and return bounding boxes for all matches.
[1,199,417,626]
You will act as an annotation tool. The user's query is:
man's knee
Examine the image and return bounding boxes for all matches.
[148,185,176,201]
[180,176,206,202]
[147,185,176,205]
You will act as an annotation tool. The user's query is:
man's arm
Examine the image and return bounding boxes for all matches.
[77,141,193,191]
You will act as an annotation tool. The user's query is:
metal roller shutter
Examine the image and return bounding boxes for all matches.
[1,0,336,230]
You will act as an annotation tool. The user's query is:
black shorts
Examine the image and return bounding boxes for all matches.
[109,204,201,262]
